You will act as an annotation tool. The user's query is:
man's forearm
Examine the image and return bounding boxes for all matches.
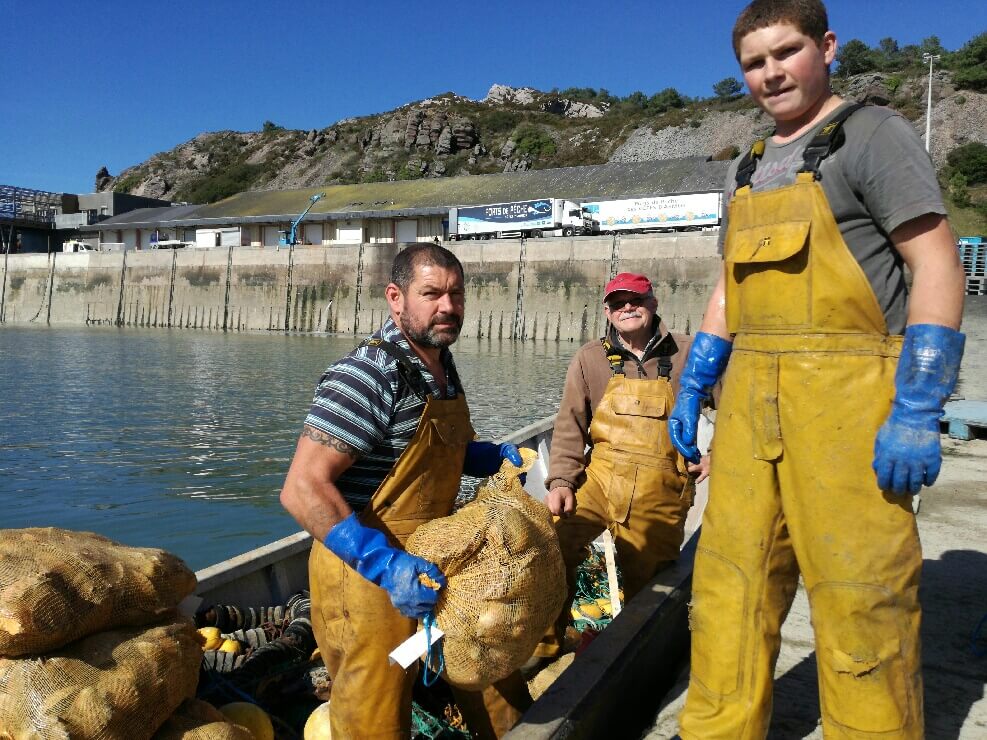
[281,473,353,542]
[698,269,731,339]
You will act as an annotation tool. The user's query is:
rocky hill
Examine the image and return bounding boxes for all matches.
[97,74,986,206]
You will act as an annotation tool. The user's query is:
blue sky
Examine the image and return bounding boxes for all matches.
[2,0,984,195]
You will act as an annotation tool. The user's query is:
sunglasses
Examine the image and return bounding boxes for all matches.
[606,295,649,311]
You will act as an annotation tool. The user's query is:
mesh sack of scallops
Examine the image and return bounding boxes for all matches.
[406,447,566,690]
[151,699,255,740]
[0,621,201,738]
[0,527,197,657]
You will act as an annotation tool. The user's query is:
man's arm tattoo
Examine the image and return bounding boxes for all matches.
[301,426,360,459]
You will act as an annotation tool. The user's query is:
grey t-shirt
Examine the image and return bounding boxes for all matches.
[718,102,946,334]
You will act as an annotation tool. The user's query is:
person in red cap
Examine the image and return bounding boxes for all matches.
[531,271,709,661]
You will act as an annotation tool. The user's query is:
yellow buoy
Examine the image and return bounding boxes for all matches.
[573,602,604,620]
[303,701,333,740]
[219,702,274,740]
[218,638,242,655]
[197,627,225,651]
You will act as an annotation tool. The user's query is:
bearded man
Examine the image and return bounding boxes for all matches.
[281,243,529,739]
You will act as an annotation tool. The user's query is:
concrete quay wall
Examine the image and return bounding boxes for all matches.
[0,234,722,342]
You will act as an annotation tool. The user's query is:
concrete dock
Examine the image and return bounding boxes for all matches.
[644,436,987,739]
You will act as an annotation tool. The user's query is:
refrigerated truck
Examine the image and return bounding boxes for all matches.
[448,198,592,240]
[583,192,722,234]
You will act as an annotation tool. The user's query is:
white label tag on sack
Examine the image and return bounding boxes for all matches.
[388,625,445,668]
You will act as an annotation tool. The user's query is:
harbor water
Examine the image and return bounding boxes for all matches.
[2,296,984,571]
[0,326,573,569]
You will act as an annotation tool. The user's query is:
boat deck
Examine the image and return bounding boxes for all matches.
[645,436,987,739]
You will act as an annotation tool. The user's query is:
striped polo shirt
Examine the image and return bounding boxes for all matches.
[304,317,462,511]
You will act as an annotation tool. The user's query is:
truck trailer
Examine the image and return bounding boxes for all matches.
[448,198,592,240]
[583,192,722,234]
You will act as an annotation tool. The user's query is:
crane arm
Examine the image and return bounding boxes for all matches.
[283,192,326,246]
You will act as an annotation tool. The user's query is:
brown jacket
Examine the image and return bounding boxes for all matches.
[546,317,692,492]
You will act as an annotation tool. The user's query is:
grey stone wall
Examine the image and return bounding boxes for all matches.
[0,235,722,342]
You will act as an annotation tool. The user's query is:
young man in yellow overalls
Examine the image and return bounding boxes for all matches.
[281,244,529,739]
[669,2,966,738]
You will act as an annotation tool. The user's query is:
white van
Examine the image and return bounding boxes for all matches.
[62,239,96,253]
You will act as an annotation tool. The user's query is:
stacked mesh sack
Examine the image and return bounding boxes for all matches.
[406,447,566,690]
[151,700,252,740]
[0,527,213,739]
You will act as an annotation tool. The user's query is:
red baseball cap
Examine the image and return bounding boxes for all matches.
[603,272,653,301]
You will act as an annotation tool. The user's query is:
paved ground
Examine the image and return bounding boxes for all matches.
[644,436,987,740]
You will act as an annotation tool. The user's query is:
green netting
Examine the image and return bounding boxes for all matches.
[570,543,622,633]
[411,700,470,739]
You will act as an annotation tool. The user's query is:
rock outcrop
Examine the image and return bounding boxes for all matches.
[96,74,984,203]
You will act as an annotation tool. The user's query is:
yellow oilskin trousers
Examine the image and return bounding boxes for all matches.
[678,173,923,740]
[309,393,532,739]
[536,373,692,658]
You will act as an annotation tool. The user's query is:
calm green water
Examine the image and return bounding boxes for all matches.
[0,326,573,569]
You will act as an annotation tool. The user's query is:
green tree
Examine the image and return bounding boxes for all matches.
[952,32,987,92]
[877,37,901,69]
[949,171,971,207]
[920,35,945,58]
[947,142,987,185]
[712,77,743,100]
[261,120,285,133]
[647,87,686,113]
[361,169,387,183]
[623,91,648,109]
[483,110,520,134]
[836,39,876,76]
[396,163,423,181]
[513,125,556,159]
[897,44,922,69]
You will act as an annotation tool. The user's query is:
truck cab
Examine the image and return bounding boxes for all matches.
[449,198,593,240]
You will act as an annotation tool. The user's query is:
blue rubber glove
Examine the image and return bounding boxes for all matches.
[669,332,733,464]
[873,324,965,495]
[323,513,446,619]
[462,441,523,477]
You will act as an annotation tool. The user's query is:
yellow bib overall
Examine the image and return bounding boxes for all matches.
[309,353,530,739]
[679,172,923,739]
[536,360,691,658]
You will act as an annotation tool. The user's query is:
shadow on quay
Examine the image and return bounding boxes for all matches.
[769,549,987,740]
[919,549,987,740]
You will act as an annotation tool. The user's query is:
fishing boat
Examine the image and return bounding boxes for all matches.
[192,414,699,739]
[188,410,987,739]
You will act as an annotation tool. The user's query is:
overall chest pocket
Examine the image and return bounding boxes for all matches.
[726,220,811,331]
[381,415,472,526]
[608,394,668,454]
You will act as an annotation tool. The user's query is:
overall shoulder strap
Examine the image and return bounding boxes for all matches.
[798,102,866,179]
[656,354,673,379]
[600,337,625,377]
[361,338,430,401]
[735,139,766,190]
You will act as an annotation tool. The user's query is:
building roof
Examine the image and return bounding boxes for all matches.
[93,158,730,230]
[93,204,202,228]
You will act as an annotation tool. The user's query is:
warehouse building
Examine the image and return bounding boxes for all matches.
[91,157,730,249]
[0,186,170,253]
